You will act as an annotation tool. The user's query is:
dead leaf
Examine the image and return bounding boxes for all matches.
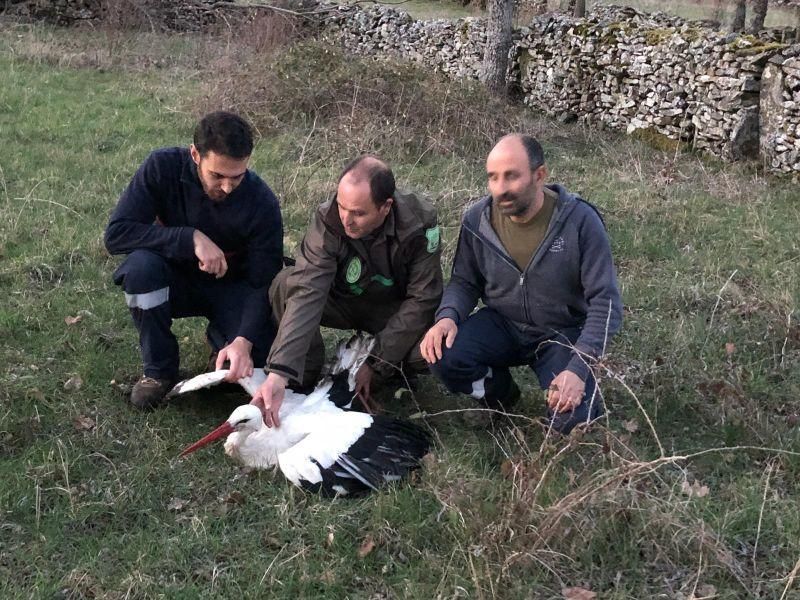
[357,535,376,558]
[65,315,83,326]
[222,491,245,505]
[725,342,736,357]
[681,480,710,498]
[64,376,83,391]
[72,416,95,431]
[421,452,436,469]
[562,587,596,600]
[167,497,188,512]
[694,583,717,599]
[623,419,639,433]
[787,414,799,427]
[326,530,335,547]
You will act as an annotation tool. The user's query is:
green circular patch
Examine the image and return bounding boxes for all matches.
[345,256,362,283]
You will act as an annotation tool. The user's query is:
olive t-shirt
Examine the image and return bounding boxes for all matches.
[490,187,557,271]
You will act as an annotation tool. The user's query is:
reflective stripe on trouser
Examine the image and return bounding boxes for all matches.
[124,287,169,310]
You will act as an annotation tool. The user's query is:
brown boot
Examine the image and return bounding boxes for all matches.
[130,376,177,409]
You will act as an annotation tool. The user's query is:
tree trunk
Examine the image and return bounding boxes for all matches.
[731,0,746,31]
[482,0,514,97]
[573,0,585,18]
[748,0,769,34]
[562,0,576,13]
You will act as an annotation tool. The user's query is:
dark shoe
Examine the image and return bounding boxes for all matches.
[483,370,521,412]
[130,376,177,409]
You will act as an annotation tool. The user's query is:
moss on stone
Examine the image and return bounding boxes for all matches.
[725,34,787,56]
[631,127,685,152]
[598,21,632,43]
[682,28,702,42]
[644,28,676,46]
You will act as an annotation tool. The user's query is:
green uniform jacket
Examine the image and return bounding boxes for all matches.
[266,191,443,382]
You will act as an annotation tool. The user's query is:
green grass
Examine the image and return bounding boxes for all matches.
[1,21,800,599]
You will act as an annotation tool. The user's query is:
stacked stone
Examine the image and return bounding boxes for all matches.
[515,5,783,160]
[7,0,102,24]
[761,47,800,174]
[324,3,489,80]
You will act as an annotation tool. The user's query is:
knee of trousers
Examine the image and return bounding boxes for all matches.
[427,348,478,392]
[115,250,172,294]
[268,267,293,322]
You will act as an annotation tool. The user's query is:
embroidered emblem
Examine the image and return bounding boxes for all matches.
[425,226,440,253]
[549,236,565,253]
[345,256,362,283]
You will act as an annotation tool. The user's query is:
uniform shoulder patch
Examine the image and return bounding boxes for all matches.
[345,256,362,283]
[425,226,440,253]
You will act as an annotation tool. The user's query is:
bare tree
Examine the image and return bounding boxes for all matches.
[574,0,586,18]
[731,0,747,31]
[749,0,769,33]
[482,0,515,96]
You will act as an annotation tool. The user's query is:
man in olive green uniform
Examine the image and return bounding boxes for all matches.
[252,155,443,427]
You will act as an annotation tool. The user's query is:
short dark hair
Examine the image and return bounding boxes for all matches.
[193,111,254,159]
[338,155,396,206]
[519,135,545,172]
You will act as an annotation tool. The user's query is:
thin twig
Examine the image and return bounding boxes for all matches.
[753,460,774,577]
[779,556,800,600]
[701,269,738,355]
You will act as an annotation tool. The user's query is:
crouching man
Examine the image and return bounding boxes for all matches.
[420,134,622,433]
[251,155,443,427]
[105,111,283,409]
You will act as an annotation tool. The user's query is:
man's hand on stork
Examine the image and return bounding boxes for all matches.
[251,371,287,428]
[216,336,254,382]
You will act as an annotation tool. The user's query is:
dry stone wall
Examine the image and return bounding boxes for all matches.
[322,2,800,175]
[514,6,775,160]
[6,0,800,174]
[324,4,491,80]
[761,47,800,173]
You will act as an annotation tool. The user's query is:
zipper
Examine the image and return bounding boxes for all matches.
[466,225,530,322]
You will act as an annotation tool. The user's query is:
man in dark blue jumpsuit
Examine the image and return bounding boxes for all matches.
[105,111,283,409]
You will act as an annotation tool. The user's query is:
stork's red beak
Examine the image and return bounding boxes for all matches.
[179,422,234,458]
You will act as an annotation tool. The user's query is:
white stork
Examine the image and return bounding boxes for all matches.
[173,335,431,496]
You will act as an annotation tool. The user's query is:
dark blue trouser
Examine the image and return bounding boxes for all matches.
[428,307,603,433]
[113,250,274,379]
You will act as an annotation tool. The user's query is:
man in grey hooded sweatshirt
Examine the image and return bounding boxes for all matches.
[420,134,622,433]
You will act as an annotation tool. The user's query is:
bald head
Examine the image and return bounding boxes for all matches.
[491,134,545,173]
[338,155,396,207]
[486,134,548,223]
[336,155,395,239]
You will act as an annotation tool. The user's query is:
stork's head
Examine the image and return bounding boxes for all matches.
[179,404,263,458]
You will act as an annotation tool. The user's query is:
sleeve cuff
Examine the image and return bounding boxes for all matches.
[435,307,460,324]
[566,354,592,381]
[179,227,196,260]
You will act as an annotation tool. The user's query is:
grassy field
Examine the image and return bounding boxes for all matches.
[1,17,800,600]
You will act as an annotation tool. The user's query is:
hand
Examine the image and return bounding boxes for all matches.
[420,318,458,364]
[215,336,253,382]
[353,363,379,414]
[547,369,586,414]
[250,372,287,428]
[193,230,227,278]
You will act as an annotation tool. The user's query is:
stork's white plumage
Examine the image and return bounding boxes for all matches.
[174,334,431,496]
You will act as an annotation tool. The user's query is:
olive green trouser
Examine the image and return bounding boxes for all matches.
[270,267,427,388]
